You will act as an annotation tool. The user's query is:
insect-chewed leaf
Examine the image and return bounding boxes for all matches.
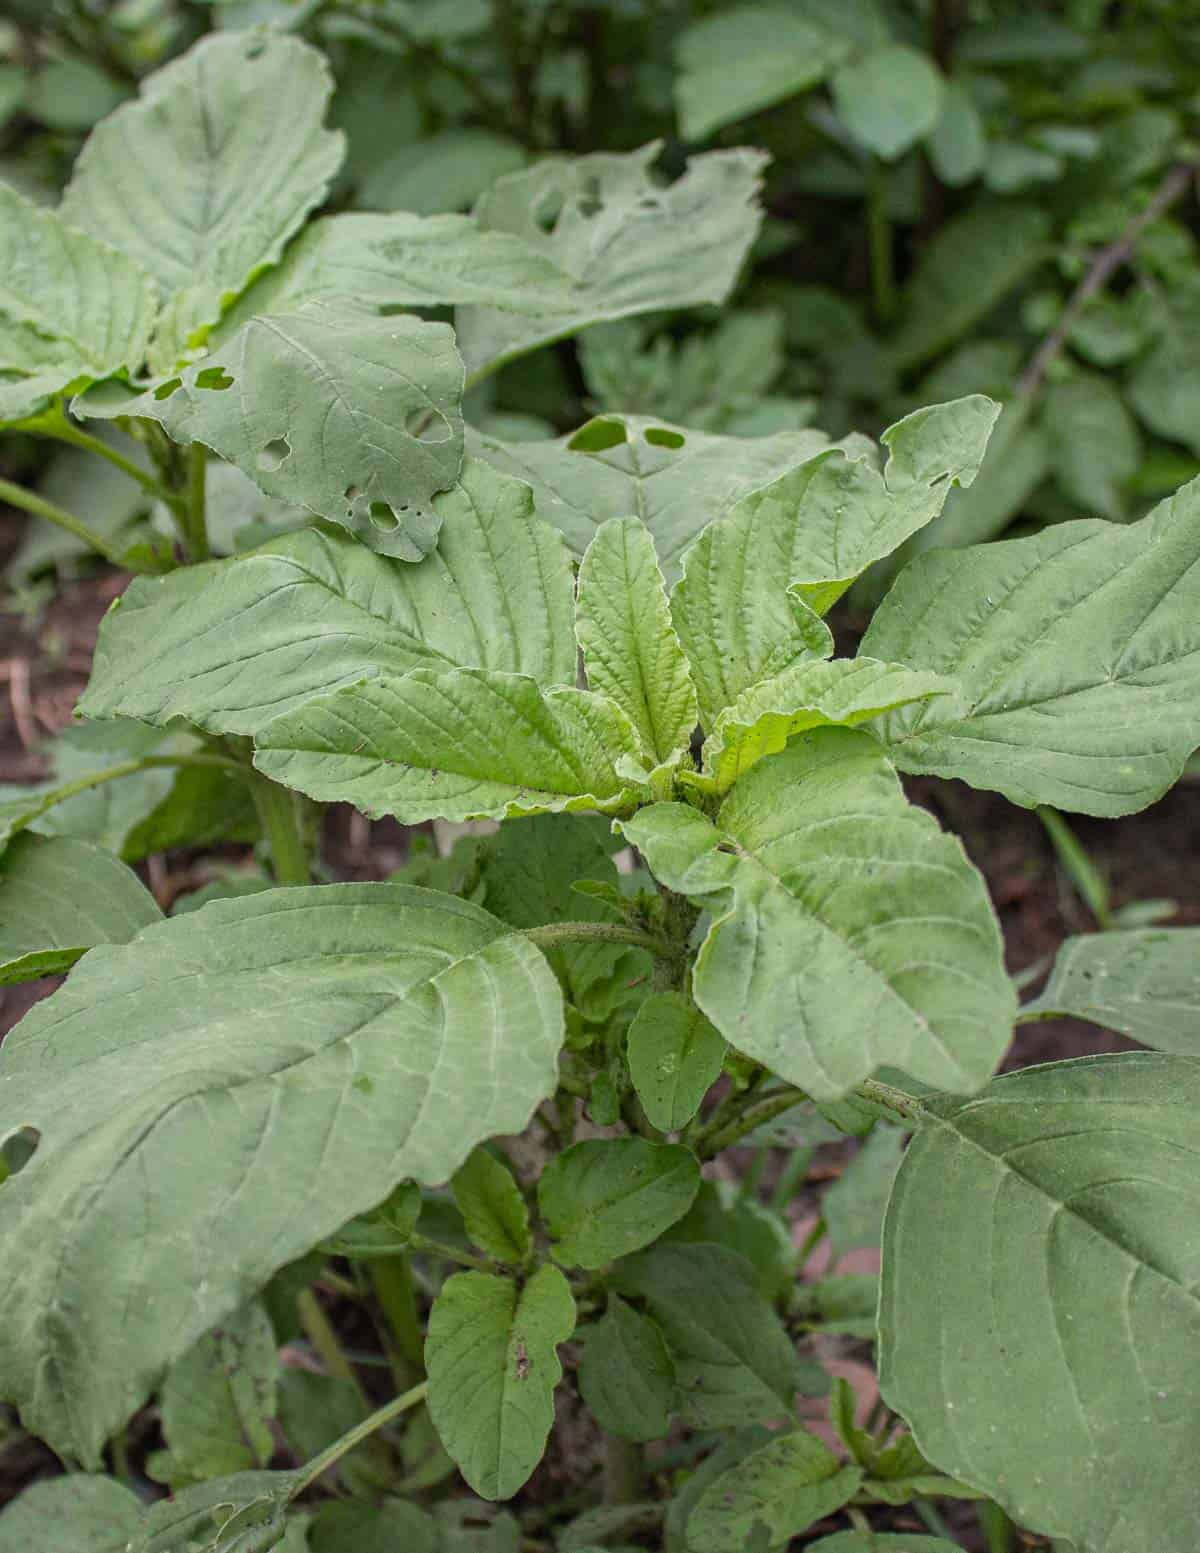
[538,1138,701,1268]
[879,1053,1200,1553]
[79,460,575,736]
[0,883,564,1466]
[622,728,1014,1099]
[452,1147,532,1265]
[132,1469,299,1553]
[1021,928,1200,1052]
[863,479,1200,816]
[625,991,726,1132]
[577,1295,677,1441]
[425,1265,576,1501]
[685,1429,863,1553]
[0,1475,143,1552]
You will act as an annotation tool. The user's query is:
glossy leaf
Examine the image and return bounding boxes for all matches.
[538,1138,701,1268]
[0,1476,142,1553]
[452,1148,532,1265]
[686,1429,863,1553]
[625,991,726,1132]
[576,1296,677,1442]
[833,44,945,160]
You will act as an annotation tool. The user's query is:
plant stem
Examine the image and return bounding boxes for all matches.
[855,1077,924,1123]
[297,1288,371,1411]
[1038,806,1113,929]
[978,1500,1016,1553]
[770,1145,815,1213]
[914,1498,957,1542]
[292,1380,429,1496]
[4,753,245,842]
[867,158,897,327]
[603,1432,643,1505]
[249,772,312,886]
[108,1430,134,1487]
[184,442,210,562]
[0,476,135,570]
[523,920,668,954]
[37,412,173,505]
[370,1257,425,1382]
[696,1086,809,1159]
[410,1232,493,1272]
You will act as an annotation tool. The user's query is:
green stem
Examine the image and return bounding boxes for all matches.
[796,1215,827,1267]
[977,1500,1015,1553]
[5,753,245,842]
[410,1232,492,1272]
[695,1086,808,1159]
[769,1145,815,1213]
[371,1257,425,1381]
[867,158,897,327]
[855,1077,924,1123]
[914,1499,958,1542]
[184,442,210,562]
[249,772,312,886]
[1038,806,1113,929]
[297,1288,371,1412]
[292,1380,429,1497]
[0,476,135,570]
[108,1430,134,1487]
[523,920,668,955]
[603,1432,643,1506]
[37,412,173,506]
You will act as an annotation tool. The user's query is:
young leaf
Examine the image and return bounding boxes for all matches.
[538,1138,701,1268]
[0,833,161,985]
[61,32,344,364]
[455,144,767,379]
[880,1052,1200,1553]
[308,1500,439,1553]
[1021,928,1200,1052]
[76,305,464,561]
[576,517,699,766]
[254,669,648,825]
[824,1124,906,1258]
[623,730,1014,1100]
[863,482,1200,815]
[576,1296,677,1442]
[625,991,727,1132]
[686,1429,864,1553]
[0,1476,142,1553]
[425,1265,576,1500]
[0,883,564,1466]
[80,460,576,735]
[452,1148,532,1265]
[832,44,945,160]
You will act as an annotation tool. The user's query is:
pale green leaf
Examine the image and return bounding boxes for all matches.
[1044,373,1140,520]
[538,1138,701,1268]
[61,32,343,364]
[577,1296,677,1442]
[625,991,726,1132]
[0,883,564,1465]
[863,483,1200,816]
[577,517,698,765]
[455,144,767,379]
[426,1264,576,1500]
[879,1052,1200,1553]
[80,460,575,735]
[452,1148,532,1264]
[622,730,1014,1099]
[832,45,945,161]
[157,1299,278,1482]
[1022,928,1200,1052]
[357,128,526,216]
[132,1468,298,1553]
[0,833,161,986]
[0,1476,142,1553]
[926,80,987,186]
[253,669,648,825]
[824,1124,906,1258]
[687,1429,863,1553]
[308,1500,439,1553]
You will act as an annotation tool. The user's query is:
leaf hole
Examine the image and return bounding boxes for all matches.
[243,35,268,59]
[533,190,564,232]
[153,377,182,401]
[644,426,685,449]
[257,437,291,473]
[569,417,627,453]
[577,177,604,218]
[369,502,400,532]
[195,367,234,392]
[1,1125,41,1180]
[405,407,453,443]
[344,483,362,502]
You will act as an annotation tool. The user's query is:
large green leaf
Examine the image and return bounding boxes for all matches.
[254,669,648,824]
[538,1139,701,1268]
[625,991,726,1132]
[0,833,161,985]
[832,44,944,160]
[0,183,156,423]
[0,883,564,1465]
[862,483,1200,815]
[1022,928,1200,1052]
[576,517,698,766]
[576,1295,677,1442]
[80,461,575,735]
[471,414,835,585]
[622,730,1014,1099]
[0,1477,142,1553]
[879,1053,1200,1553]
[61,32,343,364]
[76,304,464,561]
[455,144,767,379]
[425,1264,575,1500]
[686,1429,863,1553]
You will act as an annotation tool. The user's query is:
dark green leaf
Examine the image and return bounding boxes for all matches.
[539,1139,700,1268]
[453,1148,532,1264]
[577,1296,677,1442]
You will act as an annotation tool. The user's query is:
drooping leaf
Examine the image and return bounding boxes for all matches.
[455,144,767,379]
[576,1296,677,1442]
[576,517,698,765]
[625,991,727,1132]
[863,483,1200,815]
[0,1476,142,1553]
[0,883,564,1465]
[254,669,648,825]
[425,1265,576,1501]
[452,1148,532,1265]
[686,1429,863,1553]
[824,1124,906,1258]
[80,460,575,735]
[622,730,1014,1099]
[832,44,945,161]
[0,833,161,985]
[538,1138,701,1268]
[880,1052,1200,1553]
[308,1500,439,1553]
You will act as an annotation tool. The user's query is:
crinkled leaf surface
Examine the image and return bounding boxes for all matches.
[863,482,1200,815]
[61,32,343,364]
[76,304,464,560]
[687,1429,863,1553]
[880,1053,1200,1553]
[254,669,648,824]
[0,1476,142,1552]
[80,460,574,735]
[538,1139,701,1268]
[0,883,563,1465]
[626,991,726,1132]
[0,833,161,985]
[455,144,767,378]
[577,1295,677,1442]
[452,1147,532,1265]
[832,44,945,160]
[426,1265,575,1501]
[157,1299,278,1482]
[623,730,1014,1099]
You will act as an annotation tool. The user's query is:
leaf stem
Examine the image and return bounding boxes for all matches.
[249,772,312,886]
[694,1085,809,1159]
[184,442,210,562]
[4,752,246,842]
[523,920,668,954]
[0,476,135,571]
[292,1379,429,1497]
[855,1077,924,1123]
[35,411,173,506]
[410,1232,493,1272]
[867,158,897,327]
[370,1256,426,1383]
[296,1288,371,1412]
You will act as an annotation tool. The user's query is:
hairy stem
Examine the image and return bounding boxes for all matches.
[0,476,136,570]
[523,920,668,954]
[855,1077,924,1123]
[292,1380,429,1496]
[184,441,210,562]
[249,772,312,886]
[5,753,245,841]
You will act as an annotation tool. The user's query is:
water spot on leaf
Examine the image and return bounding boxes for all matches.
[195,366,234,391]
[569,418,627,453]
[257,437,290,472]
[645,426,685,450]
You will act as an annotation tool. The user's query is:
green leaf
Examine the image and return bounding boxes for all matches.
[577,1295,677,1442]
[673,6,851,140]
[132,1468,298,1553]
[455,144,767,379]
[426,1264,576,1500]
[471,414,835,585]
[453,1148,532,1264]
[625,991,726,1132]
[80,460,575,735]
[792,1273,880,1338]
[577,517,698,766]
[61,32,343,364]
[434,1502,522,1553]
[308,1500,439,1553]
[76,304,464,561]
[622,730,1014,1099]
[665,1180,797,1303]
[357,128,526,217]
[664,1429,774,1553]
[0,184,156,424]
[926,80,987,187]
[832,45,944,161]
[0,833,161,985]
[879,1052,1200,1553]
[686,1429,863,1553]
[23,54,128,131]
[613,1243,822,1428]
[0,1476,142,1553]
[1044,373,1140,520]
[538,1139,701,1268]
[862,484,1200,815]
[824,1124,906,1258]
[807,1537,960,1552]
[119,763,259,862]
[1022,928,1200,1052]
[0,883,564,1465]
[254,669,648,824]
[320,1181,422,1259]
[7,431,153,581]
